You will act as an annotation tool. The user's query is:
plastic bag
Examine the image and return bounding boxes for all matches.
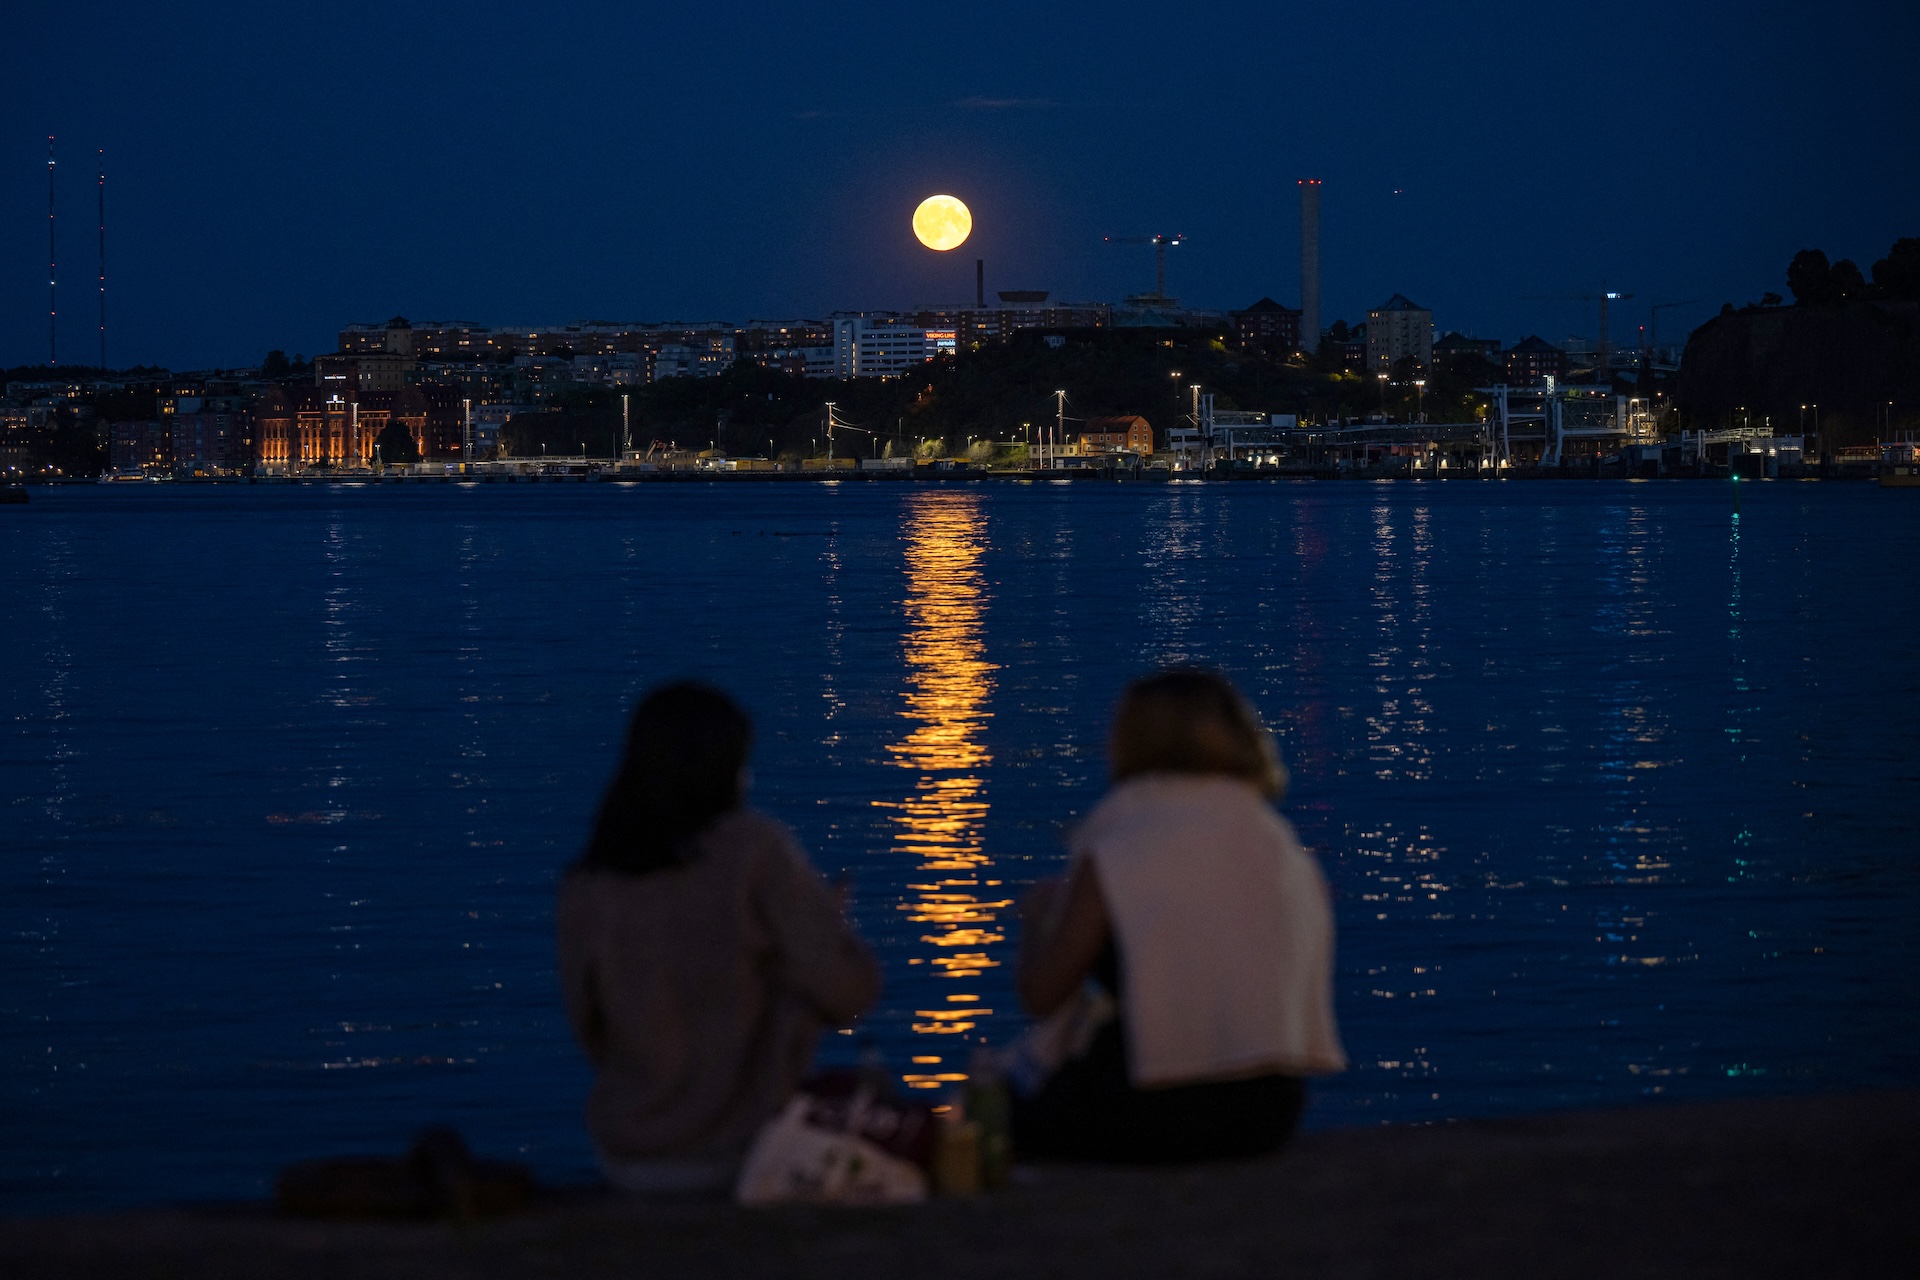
[735,1093,929,1206]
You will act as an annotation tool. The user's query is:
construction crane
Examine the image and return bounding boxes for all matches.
[1646,300,1699,364]
[1523,286,1636,380]
[1105,233,1186,306]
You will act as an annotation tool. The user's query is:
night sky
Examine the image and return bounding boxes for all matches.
[7,1,1917,370]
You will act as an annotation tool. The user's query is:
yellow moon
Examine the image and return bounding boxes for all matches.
[912,194,972,251]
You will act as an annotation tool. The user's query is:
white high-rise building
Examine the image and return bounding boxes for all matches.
[832,317,930,379]
[1366,294,1434,373]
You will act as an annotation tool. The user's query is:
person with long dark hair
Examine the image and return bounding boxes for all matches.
[1011,668,1346,1162]
[557,682,880,1193]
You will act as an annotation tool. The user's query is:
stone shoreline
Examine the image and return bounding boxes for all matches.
[4,1090,1914,1278]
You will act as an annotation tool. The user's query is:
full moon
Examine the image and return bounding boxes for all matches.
[912,194,972,251]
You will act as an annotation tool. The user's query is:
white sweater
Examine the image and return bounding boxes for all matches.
[1074,773,1347,1088]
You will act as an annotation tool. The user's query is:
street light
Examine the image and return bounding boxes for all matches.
[1413,378,1427,424]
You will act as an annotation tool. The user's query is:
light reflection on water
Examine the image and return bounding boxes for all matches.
[3,482,1917,1212]
[875,493,1007,1088]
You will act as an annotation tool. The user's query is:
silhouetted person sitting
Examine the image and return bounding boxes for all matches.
[558,682,881,1193]
[1011,669,1346,1162]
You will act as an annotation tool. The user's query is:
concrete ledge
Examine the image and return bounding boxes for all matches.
[3,1091,1914,1278]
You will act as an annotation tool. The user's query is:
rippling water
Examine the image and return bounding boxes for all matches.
[3,480,1916,1211]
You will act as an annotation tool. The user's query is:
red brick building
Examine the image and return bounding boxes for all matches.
[1076,415,1155,455]
[1504,335,1569,385]
[1229,297,1303,354]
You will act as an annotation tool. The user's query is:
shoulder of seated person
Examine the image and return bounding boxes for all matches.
[706,807,801,855]
[1096,772,1271,815]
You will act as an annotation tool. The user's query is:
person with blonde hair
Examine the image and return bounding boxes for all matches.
[1012,668,1345,1161]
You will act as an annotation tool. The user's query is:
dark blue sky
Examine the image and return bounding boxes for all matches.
[8,0,1916,369]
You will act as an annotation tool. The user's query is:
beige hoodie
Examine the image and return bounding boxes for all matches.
[1074,773,1347,1088]
[557,809,880,1161]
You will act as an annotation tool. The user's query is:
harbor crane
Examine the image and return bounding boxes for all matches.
[1105,233,1186,306]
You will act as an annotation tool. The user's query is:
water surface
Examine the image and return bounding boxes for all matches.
[3,479,1915,1211]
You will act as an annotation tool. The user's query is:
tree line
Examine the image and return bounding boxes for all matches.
[1784,238,1919,307]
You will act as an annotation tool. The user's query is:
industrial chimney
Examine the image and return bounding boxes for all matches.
[976,259,984,309]
[1299,179,1321,354]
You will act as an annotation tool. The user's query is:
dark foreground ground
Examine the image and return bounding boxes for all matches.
[4,1091,1914,1279]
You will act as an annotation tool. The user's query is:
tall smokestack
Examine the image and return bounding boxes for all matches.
[976,258,984,309]
[1299,179,1321,354]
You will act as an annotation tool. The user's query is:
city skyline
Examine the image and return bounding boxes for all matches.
[5,1,1917,370]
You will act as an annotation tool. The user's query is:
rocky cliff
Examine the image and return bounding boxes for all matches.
[1676,301,1920,441]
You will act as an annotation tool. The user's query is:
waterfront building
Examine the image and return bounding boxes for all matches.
[109,419,170,472]
[1229,297,1303,354]
[165,394,254,475]
[419,384,467,458]
[1504,335,1569,386]
[1366,294,1434,373]
[1073,415,1155,455]
[0,403,27,477]
[254,385,429,472]
[469,403,516,455]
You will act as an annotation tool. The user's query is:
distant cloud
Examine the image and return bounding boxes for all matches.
[956,96,1058,110]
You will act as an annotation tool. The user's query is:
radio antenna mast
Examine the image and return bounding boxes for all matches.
[97,149,107,371]
[47,136,57,366]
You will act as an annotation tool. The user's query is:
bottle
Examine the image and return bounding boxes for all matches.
[932,1114,982,1197]
[966,1050,1011,1191]
[857,1037,893,1101]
